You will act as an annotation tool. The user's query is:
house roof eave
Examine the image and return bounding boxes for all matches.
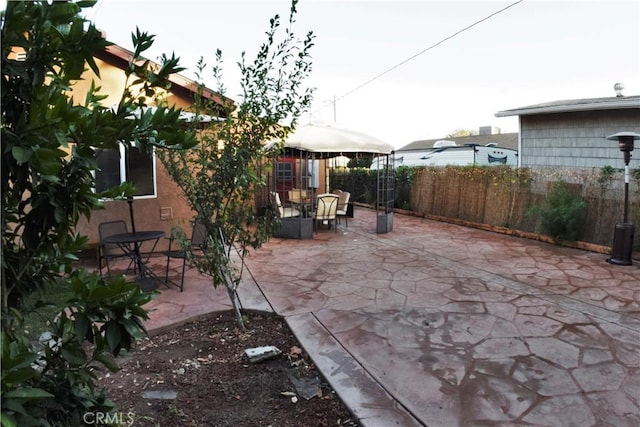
[495,96,640,118]
[93,44,235,115]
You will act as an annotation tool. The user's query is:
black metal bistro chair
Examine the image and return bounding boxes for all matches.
[163,221,208,291]
[98,220,135,277]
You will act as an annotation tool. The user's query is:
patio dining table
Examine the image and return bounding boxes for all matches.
[290,199,313,217]
[103,230,164,291]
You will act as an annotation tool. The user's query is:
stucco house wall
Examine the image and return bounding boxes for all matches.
[73,44,231,251]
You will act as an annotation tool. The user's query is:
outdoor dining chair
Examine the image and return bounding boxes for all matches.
[287,188,309,204]
[312,193,339,233]
[163,221,208,292]
[269,191,300,218]
[98,220,134,277]
[336,191,351,227]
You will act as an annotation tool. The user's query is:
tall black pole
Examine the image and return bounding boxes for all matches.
[623,149,630,223]
[128,196,137,235]
[125,149,143,277]
[125,150,137,235]
[606,132,639,266]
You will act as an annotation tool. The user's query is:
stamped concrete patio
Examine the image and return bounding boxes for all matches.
[143,207,640,427]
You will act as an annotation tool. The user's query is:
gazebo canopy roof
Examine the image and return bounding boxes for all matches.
[268,121,393,158]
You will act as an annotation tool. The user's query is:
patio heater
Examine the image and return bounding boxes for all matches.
[606,131,640,265]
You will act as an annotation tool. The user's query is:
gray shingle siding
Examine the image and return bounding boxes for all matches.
[520,109,640,169]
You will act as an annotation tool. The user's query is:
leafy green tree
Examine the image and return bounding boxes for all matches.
[1,1,195,424]
[347,156,373,169]
[158,0,314,330]
[446,128,477,138]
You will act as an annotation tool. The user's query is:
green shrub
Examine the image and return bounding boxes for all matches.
[528,179,587,241]
[2,272,152,426]
[394,166,415,210]
[346,157,373,169]
[2,1,192,425]
[330,168,377,204]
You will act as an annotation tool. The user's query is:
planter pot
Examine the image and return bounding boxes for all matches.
[274,217,313,240]
[377,212,393,234]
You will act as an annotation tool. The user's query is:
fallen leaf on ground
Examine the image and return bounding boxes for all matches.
[289,346,303,357]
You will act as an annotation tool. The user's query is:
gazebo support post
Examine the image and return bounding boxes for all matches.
[376,152,394,234]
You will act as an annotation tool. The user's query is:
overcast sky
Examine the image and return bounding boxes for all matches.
[63,1,640,146]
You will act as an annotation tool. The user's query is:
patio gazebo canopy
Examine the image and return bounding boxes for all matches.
[264,121,395,238]
[285,122,393,157]
[267,121,394,157]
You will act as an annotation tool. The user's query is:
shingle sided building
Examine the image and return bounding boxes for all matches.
[496,95,640,169]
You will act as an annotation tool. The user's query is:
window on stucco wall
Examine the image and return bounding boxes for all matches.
[95,145,156,198]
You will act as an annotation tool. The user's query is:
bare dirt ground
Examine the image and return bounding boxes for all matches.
[97,310,359,426]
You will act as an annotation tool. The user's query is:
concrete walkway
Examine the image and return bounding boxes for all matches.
[143,208,640,427]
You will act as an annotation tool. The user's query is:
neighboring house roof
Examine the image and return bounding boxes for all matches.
[397,132,519,152]
[94,44,235,116]
[495,95,640,117]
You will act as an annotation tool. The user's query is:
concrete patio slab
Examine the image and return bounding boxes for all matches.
[127,207,639,426]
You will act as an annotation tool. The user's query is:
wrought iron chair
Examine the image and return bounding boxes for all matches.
[163,221,208,291]
[98,220,134,277]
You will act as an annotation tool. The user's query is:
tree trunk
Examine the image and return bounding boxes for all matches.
[220,264,245,331]
[226,285,244,331]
